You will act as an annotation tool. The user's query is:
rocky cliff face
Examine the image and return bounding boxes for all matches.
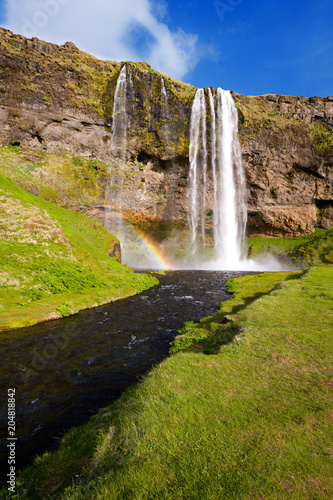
[0,27,332,238]
[235,93,333,236]
[110,87,333,238]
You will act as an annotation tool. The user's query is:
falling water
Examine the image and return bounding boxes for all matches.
[107,66,167,269]
[187,88,247,269]
[208,88,218,247]
[161,76,168,103]
[215,89,247,266]
[106,65,129,250]
[110,65,127,160]
[188,89,208,254]
[161,77,170,140]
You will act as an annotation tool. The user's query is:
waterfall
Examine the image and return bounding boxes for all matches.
[187,88,208,254]
[187,88,247,269]
[110,65,127,160]
[161,76,168,103]
[208,88,218,248]
[215,89,247,266]
[107,66,167,270]
[161,77,170,141]
[105,65,129,253]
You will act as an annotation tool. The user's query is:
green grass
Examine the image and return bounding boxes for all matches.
[0,174,157,330]
[8,266,333,499]
[170,270,307,354]
[0,145,110,208]
[247,228,333,266]
[311,121,333,153]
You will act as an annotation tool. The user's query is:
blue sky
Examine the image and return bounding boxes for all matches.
[181,0,333,96]
[1,0,332,96]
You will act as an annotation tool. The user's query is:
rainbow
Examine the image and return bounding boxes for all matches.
[132,230,174,270]
[105,211,174,270]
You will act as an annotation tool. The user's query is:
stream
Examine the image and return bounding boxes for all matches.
[0,270,250,483]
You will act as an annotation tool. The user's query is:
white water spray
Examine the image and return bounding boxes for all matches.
[161,77,168,103]
[188,88,208,254]
[188,88,247,269]
[215,88,247,267]
[110,65,127,160]
[161,77,170,141]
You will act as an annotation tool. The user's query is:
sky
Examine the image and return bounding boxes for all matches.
[1,0,332,96]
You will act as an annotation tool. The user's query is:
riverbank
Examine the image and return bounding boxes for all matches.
[0,174,158,331]
[8,266,332,499]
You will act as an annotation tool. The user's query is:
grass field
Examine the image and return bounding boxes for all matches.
[5,265,332,499]
[0,174,157,331]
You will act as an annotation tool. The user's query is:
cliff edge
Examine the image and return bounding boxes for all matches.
[0,27,332,237]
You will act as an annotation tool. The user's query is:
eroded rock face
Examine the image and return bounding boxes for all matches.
[235,93,333,235]
[0,27,332,237]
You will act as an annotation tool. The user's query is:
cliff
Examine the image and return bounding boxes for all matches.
[235,93,333,236]
[0,27,332,238]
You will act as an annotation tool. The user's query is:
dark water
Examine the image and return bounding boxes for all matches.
[0,270,248,484]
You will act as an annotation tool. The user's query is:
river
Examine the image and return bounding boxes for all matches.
[0,270,250,483]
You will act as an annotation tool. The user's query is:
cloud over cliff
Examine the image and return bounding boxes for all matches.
[4,0,199,79]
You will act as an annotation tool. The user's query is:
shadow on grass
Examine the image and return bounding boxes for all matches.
[185,269,309,355]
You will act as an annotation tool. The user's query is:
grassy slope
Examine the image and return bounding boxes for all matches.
[0,144,110,208]
[9,266,332,499]
[0,174,157,331]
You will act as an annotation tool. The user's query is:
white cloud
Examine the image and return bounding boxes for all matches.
[4,0,199,79]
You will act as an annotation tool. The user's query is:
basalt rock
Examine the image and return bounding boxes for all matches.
[235,93,333,236]
[0,27,332,238]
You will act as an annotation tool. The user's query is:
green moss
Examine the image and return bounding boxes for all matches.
[311,121,333,153]
[56,302,74,317]
[178,136,190,154]
[233,94,308,134]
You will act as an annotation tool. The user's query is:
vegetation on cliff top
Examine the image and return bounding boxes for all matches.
[9,266,333,499]
[128,61,196,103]
[234,93,333,157]
[0,27,196,119]
[0,174,157,331]
[0,27,121,116]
